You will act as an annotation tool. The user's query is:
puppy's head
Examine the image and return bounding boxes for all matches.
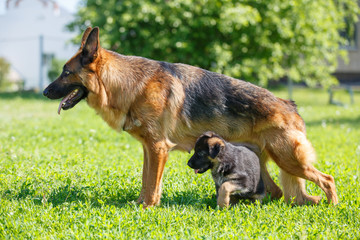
[187,131,225,174]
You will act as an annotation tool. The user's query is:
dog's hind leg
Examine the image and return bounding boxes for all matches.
[137,145,149,204]
[280,165,338,205]
[143,140,170,207]
[301,165,338,205]
[259,151,283,199]
[280,170,322,204]
[265,129,338,205]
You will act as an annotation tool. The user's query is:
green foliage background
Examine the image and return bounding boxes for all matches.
[68,0,359,86]
[47,58,66,82]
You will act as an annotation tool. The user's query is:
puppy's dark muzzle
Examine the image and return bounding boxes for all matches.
[187,160,193,168]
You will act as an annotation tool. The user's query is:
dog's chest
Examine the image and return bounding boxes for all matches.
[92,106,127,131]
[211,170,227,186]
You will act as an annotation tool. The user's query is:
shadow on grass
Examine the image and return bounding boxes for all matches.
[3,180,286,210]
[44,185,139,208]
[162,190,217,209]
[161,190,282,210]
[3,181,138,208]
[41,187,218,209]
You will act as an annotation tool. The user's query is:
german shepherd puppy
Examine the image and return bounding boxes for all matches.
[187,131,265,207]
[43,27,338,207]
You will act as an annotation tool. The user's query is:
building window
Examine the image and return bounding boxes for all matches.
[340,20,358,50]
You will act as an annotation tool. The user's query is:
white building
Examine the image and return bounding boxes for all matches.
[335,19,360,84]
[0,0,78,90]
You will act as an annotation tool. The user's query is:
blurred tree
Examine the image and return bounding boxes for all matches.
[68,0,359,87]
[0,57,10,88]
[48,58,66,82]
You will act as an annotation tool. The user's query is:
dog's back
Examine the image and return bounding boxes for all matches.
[153,61,306,152]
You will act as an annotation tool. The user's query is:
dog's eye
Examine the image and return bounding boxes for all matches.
[63,70,71,76]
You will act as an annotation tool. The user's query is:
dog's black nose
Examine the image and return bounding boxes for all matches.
[43,88,49,97]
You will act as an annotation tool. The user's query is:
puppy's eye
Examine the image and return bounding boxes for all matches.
[63,70,71,76]
[198,151,206,157]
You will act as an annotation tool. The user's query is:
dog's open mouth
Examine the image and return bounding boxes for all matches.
[58,87,87,114]
[194,168,207,174]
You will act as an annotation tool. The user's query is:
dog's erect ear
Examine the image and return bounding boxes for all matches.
[79,26,93,50]
[209,143,222,159]
[82,27,100,65]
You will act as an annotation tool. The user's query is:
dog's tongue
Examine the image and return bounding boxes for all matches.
[57,90,74,115]
[194,169,199,174]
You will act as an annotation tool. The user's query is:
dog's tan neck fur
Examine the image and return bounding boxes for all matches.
[86,49,156,132]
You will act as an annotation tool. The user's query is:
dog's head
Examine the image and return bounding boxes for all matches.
[43,26,101,114]
[187,131,225,174]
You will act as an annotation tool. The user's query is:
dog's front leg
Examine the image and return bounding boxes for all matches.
[143,140,169,208]
[217,182,237,208]
[137,145,149,204]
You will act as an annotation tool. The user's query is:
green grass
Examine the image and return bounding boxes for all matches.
[0,88,359,239]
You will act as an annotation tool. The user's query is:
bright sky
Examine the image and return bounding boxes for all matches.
[0,0,82,15]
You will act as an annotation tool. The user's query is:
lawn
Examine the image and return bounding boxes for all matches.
[0,87,359,239]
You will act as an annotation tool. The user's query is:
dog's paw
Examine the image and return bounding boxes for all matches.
[136,195,145,204]
[306,195,322,205]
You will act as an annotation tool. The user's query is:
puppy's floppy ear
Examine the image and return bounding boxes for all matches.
[195,131,214,148]
[202,131,214,138]
[82,27,100,65]
[209,143,222,159]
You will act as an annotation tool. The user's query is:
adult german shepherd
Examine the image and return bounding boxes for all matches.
[43,27,338,207]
